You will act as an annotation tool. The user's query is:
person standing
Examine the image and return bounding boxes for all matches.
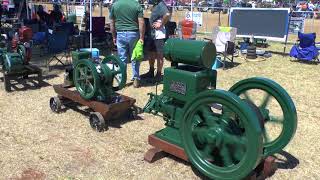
[109,0,145,88]
[141,0,170,81]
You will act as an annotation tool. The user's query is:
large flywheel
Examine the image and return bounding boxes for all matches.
[73,59,100,99]
[180,89,263,180]
[102,55,127,91]
[229,77,297,157]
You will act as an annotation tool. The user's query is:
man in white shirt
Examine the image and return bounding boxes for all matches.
[141,0,170,82]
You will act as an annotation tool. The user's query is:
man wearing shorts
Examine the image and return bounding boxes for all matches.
[141,0,170,81]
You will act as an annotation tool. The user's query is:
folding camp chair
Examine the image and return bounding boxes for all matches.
[290,32,320,62]
[211,26,238,69]
[46,31,69,70]
[32,31,47,57]
[92,17,108,47]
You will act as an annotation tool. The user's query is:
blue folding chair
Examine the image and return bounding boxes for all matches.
[290,32,320,62]
[32,32,47,57]
[47,31,69,70]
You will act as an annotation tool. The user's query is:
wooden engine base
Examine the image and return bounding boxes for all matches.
[52,84,136,120]
[144,134,278,180]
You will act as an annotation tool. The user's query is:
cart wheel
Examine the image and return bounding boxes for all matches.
[3,74,10,92]
[129,105,139,119]
[89,112,106,132]
[37,71,43,86]
[50,97,62,113]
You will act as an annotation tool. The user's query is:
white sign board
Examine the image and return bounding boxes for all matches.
[75,6,85,17]
[185,12,203,27]
[289,17,305,34]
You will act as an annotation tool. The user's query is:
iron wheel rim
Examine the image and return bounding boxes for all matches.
[229,77,297,157]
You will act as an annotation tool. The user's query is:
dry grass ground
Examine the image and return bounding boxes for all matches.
[0,41,320,179]
[1,5,320,180]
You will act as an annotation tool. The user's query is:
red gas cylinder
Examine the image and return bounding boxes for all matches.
[179,19,196,39]
[19,26,33,42]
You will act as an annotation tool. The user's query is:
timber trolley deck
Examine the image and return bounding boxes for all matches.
[0,64,43,92]
[50,84,137,132]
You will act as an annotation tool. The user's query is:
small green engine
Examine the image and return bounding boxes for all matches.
[144,38,297,180]
[0,45,27,73]
[65,51,127,101]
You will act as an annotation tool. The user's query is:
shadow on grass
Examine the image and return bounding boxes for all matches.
[152,149,299,179]
[290,59,320,65]
[274,150,300,170]
[0,74,55,92]
[59,100,144,130]
[223,61,241,70]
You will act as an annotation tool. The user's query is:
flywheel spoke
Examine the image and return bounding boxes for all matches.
[223,132,247,147]
[197,108,217,127]
[194,114,205,126]
[202,144,215,161]
[268,116,284,124]
[260,93,272,109]
[79,67,85,76]
[220,146,233,167]
[87,82,94,92]
[114,76,121,83]
[243,91,254,104]
[84,66,88,75]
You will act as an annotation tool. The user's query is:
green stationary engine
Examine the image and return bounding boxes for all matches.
[144,39,297,180]
[65,51,127,101]
[0,36,27,73]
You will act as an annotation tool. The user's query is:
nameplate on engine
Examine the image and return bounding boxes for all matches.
[170,81,186,95]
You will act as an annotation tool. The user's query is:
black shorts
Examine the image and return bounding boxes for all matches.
[144,38,166,53]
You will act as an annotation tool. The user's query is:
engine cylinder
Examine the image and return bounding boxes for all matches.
[163,38,216,69]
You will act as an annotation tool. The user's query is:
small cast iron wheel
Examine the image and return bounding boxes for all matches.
[50,96,62,113]
[89,112,106,132]
[229,77,297,157]
[3,74,11,92]
[37,71,43,86]
[73,59,100,100]
[102,55,127,91]
[181,89,263,180]
[129,105,139,119]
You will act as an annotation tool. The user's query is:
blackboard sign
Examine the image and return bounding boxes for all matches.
[230,8,290,42]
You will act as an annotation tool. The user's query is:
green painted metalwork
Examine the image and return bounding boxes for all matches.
[1,45,26,72]
[144,39,296,179]
[164,38,217,69]
[71,53,126,101]
[163,65,217,103]
[73,59,101,100]
[181,89,263,180]
[229,77,297,157]
[101,55,127,91]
